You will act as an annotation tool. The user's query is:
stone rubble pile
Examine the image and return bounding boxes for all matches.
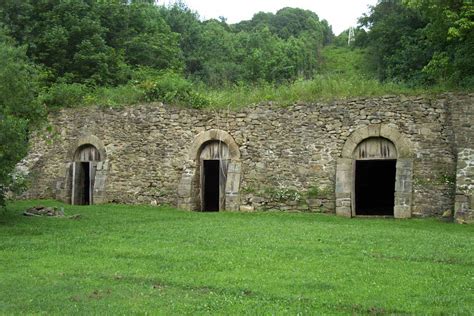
[23,206,65,217]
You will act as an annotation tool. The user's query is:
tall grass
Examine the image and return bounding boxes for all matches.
[204,75,431,109]
[83,84,144,108]
[42,46,457,110]
[43,75,437,111]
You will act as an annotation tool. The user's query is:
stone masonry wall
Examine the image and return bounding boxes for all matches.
[450,94,474,223]
[20,94,473,218]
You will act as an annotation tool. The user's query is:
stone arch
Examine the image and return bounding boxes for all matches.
[336,124,414,218]
[178,129,242,211]
[73,144,101,162]
[68,135,107,161]
[62,135,109,205]
[188,129,240,161]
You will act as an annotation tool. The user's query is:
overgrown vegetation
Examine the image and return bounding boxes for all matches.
[0,28,44,207]
[2,0,470,111]
[1,201,473,314]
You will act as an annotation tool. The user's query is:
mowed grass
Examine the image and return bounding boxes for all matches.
[1,201,473,314]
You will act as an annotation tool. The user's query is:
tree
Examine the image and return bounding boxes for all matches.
[120,2,183,71]
[358,0,429,83]
[159,1,203,74]
[0,29,44,207]
[358,0,474,86]
[407,0,474,86]
[0,0,182,85]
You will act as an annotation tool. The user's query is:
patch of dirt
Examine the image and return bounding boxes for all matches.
[88,289,111,300]
[153,283,166,290]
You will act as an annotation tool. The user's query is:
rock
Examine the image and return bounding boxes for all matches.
[23,211,39,217]
[23,205,66,217]
[307,199,323,207]
[239,205,254,212]
[442,210,452,218]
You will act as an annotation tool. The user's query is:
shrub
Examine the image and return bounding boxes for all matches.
[41,83,90,109]
[141,72,210,108]
[84,85,144,108]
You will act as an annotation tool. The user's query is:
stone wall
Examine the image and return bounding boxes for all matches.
[450,94,474,223]
[20,93,473,221]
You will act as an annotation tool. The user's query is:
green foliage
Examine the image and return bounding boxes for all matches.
[0,0,472,113]
[0,33,44,206]
[0,116,29,206]
[204,74,430,109]
[306,185,333,199]
[234,7,333,43]
[41,83,90,109]
[83,84,145,108]
[0,0,181,85]
[263,187,302,202]
[358,0,474,87]
[1,200,473,314]
[141,72,210,108]
[41,82,146,109]
[161,4,333,86]
[0,1,333,87]
[320,46,372,77]
[358,0,429,83]
[119,2,183,71]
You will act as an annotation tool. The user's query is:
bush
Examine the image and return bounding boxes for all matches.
[84,85,144,108]
[41,83,90,109]
[0,115,29,207]
[0,36,44,208]
[141,72,210,108]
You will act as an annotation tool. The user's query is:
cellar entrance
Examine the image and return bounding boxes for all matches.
[353,137,397,216]
[75,162,91,205]
[71,144,100,205]
[178,129,242,212]
[202,160,220,212]
[355,160,396,216]
[198,140,229,212]
[336,125,414,219]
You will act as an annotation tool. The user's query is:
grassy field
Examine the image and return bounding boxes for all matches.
[1,200,473,314]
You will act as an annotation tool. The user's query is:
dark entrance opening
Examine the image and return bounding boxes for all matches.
[82,162,91,205]
[203,160,220,211]
[355,160,396,216]
[72,162,92,205]
[71,144,100,206]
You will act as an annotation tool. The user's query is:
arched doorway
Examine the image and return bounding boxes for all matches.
[71,144,100,205]
[354,137,397,216]
[199,141,229,211]
[336,124,414,218]
[177,129,242,211]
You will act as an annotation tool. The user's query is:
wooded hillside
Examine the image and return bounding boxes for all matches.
[1,0,472,109]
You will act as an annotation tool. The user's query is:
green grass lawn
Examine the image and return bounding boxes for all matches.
[1,200,473,314]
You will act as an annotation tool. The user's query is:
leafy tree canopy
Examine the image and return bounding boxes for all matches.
[0,27,44,206]
[356,0,474,87]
